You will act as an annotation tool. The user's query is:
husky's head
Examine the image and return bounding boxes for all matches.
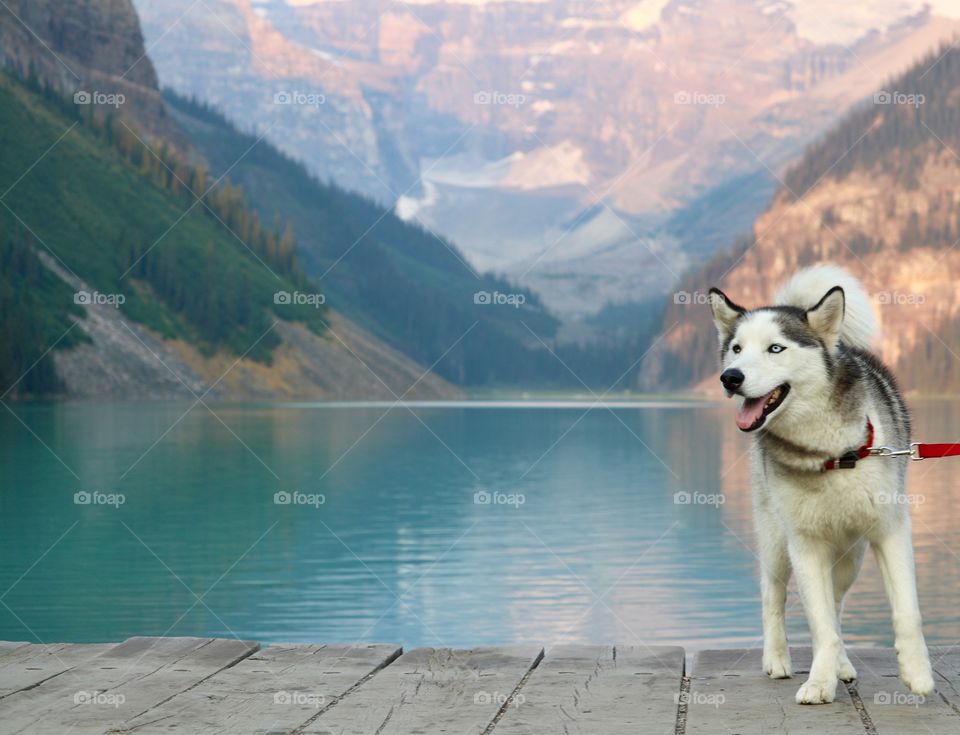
[707,286,845,432]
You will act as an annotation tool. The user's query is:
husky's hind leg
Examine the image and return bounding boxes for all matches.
[758,514,792,678]
[872,521,934,696]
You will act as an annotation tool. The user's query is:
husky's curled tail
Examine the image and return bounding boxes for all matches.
[773,264,877,350]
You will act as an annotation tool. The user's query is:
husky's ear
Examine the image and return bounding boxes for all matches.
[708,288,745,341]
[806,286,845,347]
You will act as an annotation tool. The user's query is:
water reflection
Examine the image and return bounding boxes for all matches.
[0,399,956,651]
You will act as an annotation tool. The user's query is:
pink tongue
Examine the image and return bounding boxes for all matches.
[736,394,769,430]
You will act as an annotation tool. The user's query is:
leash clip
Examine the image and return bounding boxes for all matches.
[869,443,923,460]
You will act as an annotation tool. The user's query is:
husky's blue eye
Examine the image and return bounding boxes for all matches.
[769,344,786,354]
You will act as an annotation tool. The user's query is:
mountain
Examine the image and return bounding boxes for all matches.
[644,40,960,395]
[132,0,960,320]
[0,0,463,399]
[160,92,572,388]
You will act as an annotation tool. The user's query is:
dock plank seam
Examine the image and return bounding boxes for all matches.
[937,691,960,717]
[115,638,262,729]
[844,681,879,735]
[673,675,690,735]
[290,646,405,734]
[0,643,120,701]
[481,647,545,735]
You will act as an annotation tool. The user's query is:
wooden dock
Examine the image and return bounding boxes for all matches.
[1,638,958,733]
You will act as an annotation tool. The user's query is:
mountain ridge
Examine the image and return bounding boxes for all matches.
[644,39,960,395]
[132,0,960,318]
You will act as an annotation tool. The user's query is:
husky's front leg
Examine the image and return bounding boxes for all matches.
[872,521,934,696]
[758,524,792,678]
[789,535,841,704]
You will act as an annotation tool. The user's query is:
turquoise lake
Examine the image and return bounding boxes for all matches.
[1,400,958,650]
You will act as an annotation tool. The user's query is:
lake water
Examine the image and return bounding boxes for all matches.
[1,399,958,652]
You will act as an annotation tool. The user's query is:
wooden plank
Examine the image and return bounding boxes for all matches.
[0,641,30,657]
[117,642,401,733]
[304,646,543,735]
[0,642,115,697]
[490,644,684,735]
[847,646,960,734]
[0,636,258,734]
[686,648,866,734]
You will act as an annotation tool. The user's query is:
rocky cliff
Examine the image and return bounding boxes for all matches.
[0,0,181,143]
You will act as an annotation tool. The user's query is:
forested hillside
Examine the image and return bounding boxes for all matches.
[645,42,960,394]
[0,71,330,395]
[165,92,648,388]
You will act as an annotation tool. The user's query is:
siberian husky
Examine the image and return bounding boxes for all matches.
[708,265,934,704]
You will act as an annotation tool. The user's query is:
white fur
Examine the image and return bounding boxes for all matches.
[774,264,878,349]
[711,268,934,705]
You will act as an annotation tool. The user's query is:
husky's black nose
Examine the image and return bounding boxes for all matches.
[720,368,744,391]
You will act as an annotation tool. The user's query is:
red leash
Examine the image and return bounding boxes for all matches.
[823,419,960,470]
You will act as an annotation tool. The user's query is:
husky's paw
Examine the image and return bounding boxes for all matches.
[795,678,837,705]
[763,649,793,679]
[838,652,857,682]
[900,659,935,696]
[898,648,934,697]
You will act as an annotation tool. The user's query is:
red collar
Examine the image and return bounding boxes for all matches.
[823,419,874,471]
